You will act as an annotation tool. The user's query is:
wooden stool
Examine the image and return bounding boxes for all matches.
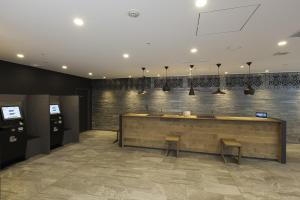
[165,136,180,157]
[220,138,242,164]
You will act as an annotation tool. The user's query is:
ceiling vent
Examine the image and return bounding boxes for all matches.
[290,31,300,38]
[273,52,290,56]
[128,9,140,18]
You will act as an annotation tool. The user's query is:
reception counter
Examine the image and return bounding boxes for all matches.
[119,113,286,163]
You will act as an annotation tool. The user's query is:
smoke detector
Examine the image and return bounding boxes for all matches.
[128,9,140,18]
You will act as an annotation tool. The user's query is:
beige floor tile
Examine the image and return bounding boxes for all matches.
[0,130,300,200]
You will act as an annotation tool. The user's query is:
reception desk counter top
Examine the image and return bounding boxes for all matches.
[122,113,282,123]
[120,113,286,163]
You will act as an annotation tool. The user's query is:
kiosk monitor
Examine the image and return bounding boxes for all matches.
[1,106,22,120]
[256,112,268,118]
[50,105,61,115]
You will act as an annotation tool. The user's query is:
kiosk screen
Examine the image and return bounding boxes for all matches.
[1,106,22,120]
[50,105,61,115]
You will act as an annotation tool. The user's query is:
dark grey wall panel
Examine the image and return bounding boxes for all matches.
[26,95,50,156]
[60,96,80,144]
[0,60,92,130]
[0,60,91,95]
[92,72,300,144]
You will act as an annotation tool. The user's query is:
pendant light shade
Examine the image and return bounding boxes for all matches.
[244,62,255,95]
[212,63,226,95]
[162,66,171,92]
[138,67,146,94]
[189,65,195,95]
[189,87,195,95]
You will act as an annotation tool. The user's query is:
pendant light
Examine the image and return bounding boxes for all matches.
[189,65,195,95]
[212,63,226,95]
[244,62,255,95]
[138,67,146,94]
[162,66,171,92]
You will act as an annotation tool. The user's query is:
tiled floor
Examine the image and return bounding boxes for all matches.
[1,130,300,200]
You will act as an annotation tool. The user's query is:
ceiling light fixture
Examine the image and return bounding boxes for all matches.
[123,54,129,58]
[103,76,106,79]
[128,75,132,78]
[195,0,207,8]
[17,54,24,58]
[73,18,84,26]
[62,65,68,69]
[212,63,226,95]
[88,72,93,76]
[162,66,171,92]
[189,65,195,95]
[265,69,269,73]
[244,62,255,95]
[225,72,228,75]
[278,41,287,46]
[240,65,244,68]
[190,48,198,53]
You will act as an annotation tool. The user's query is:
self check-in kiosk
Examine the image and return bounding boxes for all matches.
[50,104,64,149]
[0,106,27,168]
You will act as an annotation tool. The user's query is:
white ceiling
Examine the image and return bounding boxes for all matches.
[0,0,299,79]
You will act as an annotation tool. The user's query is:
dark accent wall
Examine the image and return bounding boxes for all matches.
[0,60,91,95]
[92,72,300,143]
[0,60,92,130]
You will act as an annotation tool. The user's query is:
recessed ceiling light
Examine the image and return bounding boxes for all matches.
[103,76,106,79]
[123,54,129,58]
[73,18,84,26]
[128,75,132,78]
[240,65,244,68]
[146,70,149,73]
[278,41,287,46]
[88,72,93,76]
[17,54,24,58]
[225,72,228,74]
[265,69,269,73]
[190,48,198,53]
[195,0,207,8]
[62,65,68,69]
[157,74,160,77]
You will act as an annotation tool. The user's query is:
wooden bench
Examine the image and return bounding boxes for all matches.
[165,136,180,157]
[220,138,242,164]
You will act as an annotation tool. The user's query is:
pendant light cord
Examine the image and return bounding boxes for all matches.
[165,66,168,81]
[247,62,252,83]
[190,65,194,85]
[248,65,250,76]
[216,63,221,87]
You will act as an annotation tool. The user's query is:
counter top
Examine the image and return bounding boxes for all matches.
[122,113,282,123]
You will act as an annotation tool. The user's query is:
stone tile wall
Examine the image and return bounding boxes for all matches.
[92,72,300,143]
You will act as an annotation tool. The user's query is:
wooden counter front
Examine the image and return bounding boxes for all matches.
[120,114,286,163]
